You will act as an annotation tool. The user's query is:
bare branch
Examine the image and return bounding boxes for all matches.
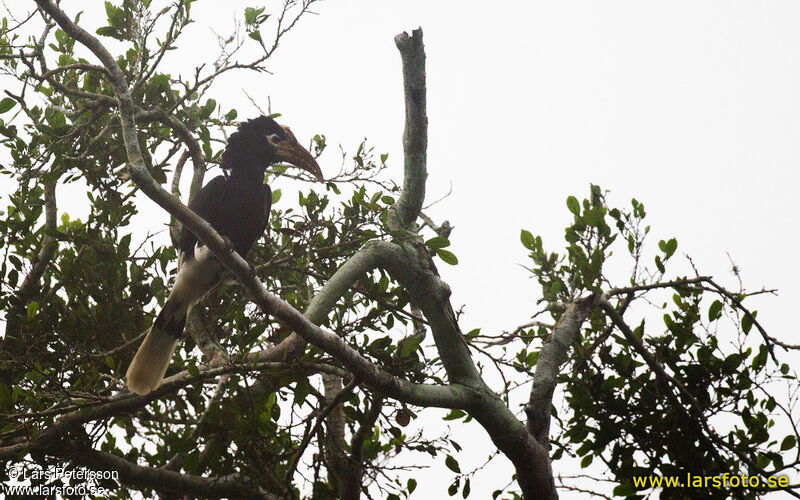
[605,276,711,297]
[286,377,359,483]
[15,181,58,301]
[419,212,453,238]
[4,180,59,343]
[39,62,109,80]
[526,297,594,445]
[387,28,427,231]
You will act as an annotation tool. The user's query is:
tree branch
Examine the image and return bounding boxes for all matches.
[526,297,594,445]
[168,150,190,246]
[287,377,358,484]
[387,28,427,231]
[15,181,58,303]
[46,438,259,498]
[369,240,481,384]
[4,180,59,346]
[342,394,383,500]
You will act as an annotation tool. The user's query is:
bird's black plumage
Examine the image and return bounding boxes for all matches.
[126,115,322,395]
[176,174,272,259]
[179,116,282,259]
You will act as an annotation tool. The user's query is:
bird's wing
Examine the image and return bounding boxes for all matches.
[260,183,272,238]
[178,175,228,257]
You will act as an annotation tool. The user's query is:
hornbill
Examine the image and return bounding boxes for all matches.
[126,116,323,395]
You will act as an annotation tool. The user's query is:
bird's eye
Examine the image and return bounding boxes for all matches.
[268,133,282,144]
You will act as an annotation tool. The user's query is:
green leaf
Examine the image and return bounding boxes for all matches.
[723,353,742,372]
[780,435,796,451]
[244,6,265,25]
[445,454,460,473]
[655,255,665,273]
[200,98,216,119]
[708,300,723,321]
[25,371,42,384]
[443,409,465,421]
[398,336,421,358]
[105,1,123,27]
[265,392,277,414]
[665,237,678,258]
[271,189,281,204]
[465,328,480,340]
[55,28,69,47]
[520,229,535,250]
[752,344,768,370]
[437,249,458,265]
[407,478,417,493]
[95,26,121,39]
[225,109,238,121]
[448,482,458,496]
[293,379,310,405]
[580,454,593,468]
[186,362,199,377]
[119,232,132,248]
[566,195,580,215]
[26,301,38,318]
[244,6,257,24]
[462,477,471,498]
[564,229,579,243]
[613,482,637,495]
[426,236,450,249]
[50,111,66,128]
[0,97,16,114]
[742,311,755,334]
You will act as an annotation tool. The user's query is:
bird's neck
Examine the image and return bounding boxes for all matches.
[228,164,266,186]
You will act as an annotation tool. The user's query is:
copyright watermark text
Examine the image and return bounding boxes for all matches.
[5,464,118,497]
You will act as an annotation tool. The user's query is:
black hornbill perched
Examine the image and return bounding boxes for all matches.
[126,116,323,395]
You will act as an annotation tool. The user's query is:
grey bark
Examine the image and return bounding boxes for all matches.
[387,28,427,231]
[527,299,594,446]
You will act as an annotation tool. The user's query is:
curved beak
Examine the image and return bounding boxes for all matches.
[275,126,324,182]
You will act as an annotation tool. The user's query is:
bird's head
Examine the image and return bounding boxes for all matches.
[221,116,324,181]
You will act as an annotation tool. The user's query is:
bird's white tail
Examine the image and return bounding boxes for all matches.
[126,326,178,395]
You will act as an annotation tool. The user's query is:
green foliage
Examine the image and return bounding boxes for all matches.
[244,5,270,43]
[436,248,459,265]
[0,1,453,498]
[521,184,616,302]
[425,236,450,249]
[0,97,15,114]
[520,185,798,498]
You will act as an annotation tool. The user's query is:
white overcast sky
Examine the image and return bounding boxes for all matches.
[4,0,800,498]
